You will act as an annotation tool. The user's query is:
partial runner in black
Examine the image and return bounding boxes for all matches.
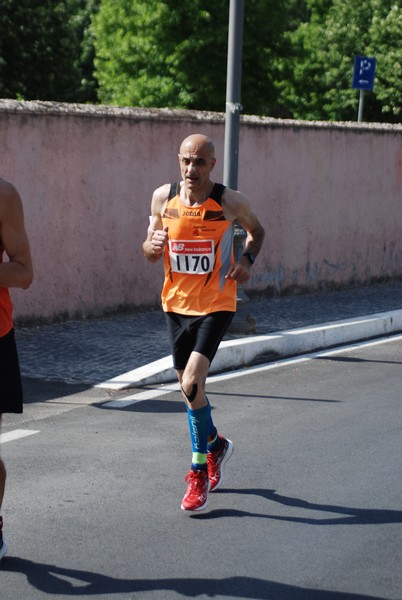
[0,177,33,560]
[0,329,23,414]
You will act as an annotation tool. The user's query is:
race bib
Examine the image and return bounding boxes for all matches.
[169,239,214,274]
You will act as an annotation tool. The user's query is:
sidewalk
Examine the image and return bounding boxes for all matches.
[16,281,402,390]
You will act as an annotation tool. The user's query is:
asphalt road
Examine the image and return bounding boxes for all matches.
[1,335,401,600]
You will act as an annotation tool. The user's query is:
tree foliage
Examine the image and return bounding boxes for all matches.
[92,0,296,116]
[0,0,98,102]
[1,0,400,122]
[277,0,402,122]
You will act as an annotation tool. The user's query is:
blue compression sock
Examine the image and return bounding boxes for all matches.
[187,403,210,472]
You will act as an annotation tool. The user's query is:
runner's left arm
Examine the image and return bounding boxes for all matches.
[223,188,265,283]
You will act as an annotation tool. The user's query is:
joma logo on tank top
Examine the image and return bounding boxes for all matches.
[182,209,201,217]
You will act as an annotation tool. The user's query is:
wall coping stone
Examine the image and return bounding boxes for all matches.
[1,99,401,134]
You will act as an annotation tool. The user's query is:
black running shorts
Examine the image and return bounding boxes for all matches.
[164,311,235,370]
[0,328,23,414]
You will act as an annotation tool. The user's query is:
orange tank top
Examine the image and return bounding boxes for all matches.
[0,243,14,336]
[161,183,236,316]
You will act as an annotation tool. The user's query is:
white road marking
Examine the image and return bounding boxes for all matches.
[0,429,40,444]
[104,333,402,408]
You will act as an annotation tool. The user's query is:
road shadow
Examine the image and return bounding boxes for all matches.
[1,557,392,599]
[209,390,340,403]
[22,377,93,403]
[316,356,402,365]
[97,398,185,414]
[191,489,402,526]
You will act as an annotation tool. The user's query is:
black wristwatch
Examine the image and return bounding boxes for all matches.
[242,252,256,265]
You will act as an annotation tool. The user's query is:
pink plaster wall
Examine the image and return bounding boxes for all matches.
[238,122,402,295]
[0,100,401,322]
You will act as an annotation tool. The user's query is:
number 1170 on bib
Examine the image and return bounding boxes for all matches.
[169,239,214,274]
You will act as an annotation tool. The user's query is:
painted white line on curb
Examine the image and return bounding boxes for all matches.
[207,332,402,383]
[102,384,181,408]
[0,429,40,444]
[103,333,402,408]
[97,310,402,390]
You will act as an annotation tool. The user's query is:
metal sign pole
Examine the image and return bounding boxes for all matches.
[223,0,255,333]
[223,0,244,190]
[357,89,364,122]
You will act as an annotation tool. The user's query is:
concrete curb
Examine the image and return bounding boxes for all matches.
[97,309,402,390]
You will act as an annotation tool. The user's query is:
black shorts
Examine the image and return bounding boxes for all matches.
[0,329,23,414]
[165,311,235,370]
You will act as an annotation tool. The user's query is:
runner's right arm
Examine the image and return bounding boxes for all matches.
[143,184,170,262]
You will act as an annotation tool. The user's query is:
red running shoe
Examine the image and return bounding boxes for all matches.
[181,470,210,511]
[207,436,234,492]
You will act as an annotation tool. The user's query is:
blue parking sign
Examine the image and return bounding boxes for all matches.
[352,56,376,90]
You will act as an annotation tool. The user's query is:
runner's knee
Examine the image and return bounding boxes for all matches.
[181,383,198,403]
[181,373,204,404]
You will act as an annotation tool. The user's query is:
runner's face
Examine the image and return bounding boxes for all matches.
[178,143,216,193]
